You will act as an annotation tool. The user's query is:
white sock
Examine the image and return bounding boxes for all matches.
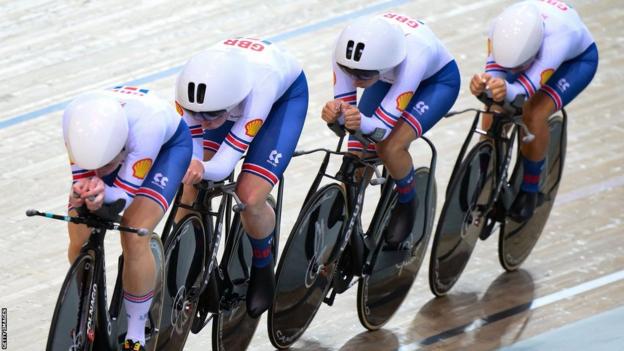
[123,290,153,345]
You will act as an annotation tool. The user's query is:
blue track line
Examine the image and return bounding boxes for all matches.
[0,0,408,130]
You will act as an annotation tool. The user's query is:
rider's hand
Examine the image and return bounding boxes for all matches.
[470,73,489,96]
[321,100,341,124]
[485,77,507,102]
[341,102,361,131]
[69,179,88,208]
[182,159,205,185]
[82,177,105,211]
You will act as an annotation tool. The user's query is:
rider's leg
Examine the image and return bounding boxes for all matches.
[173,149,217,223]
[237,171,278,319]
[377,121,419,244]
[510,43,598,221]
[237,173,275,242]
[242,72,308,318]
[120,198,163,345]
[521,92,555,184]
[377,121,417,185]
[237,173,275,278]
[508,92,554,221]
[380,60,460,244]
[67,209,90,263]
[509,93,555,221]
[122,119,192,345]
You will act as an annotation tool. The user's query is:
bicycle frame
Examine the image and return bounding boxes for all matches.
[77,226,160,349]
[364,136,437,272]
[46,226,119,350]
[298,135,437,303]
[164,172,284,316]
[28,204,156,350]
[84,227,117,349]
[449,107,567,224]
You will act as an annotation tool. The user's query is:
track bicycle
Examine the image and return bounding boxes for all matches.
[429,94,567,296]
[268,126,437,349]
[156,173,282,351]
[27,200,165,351]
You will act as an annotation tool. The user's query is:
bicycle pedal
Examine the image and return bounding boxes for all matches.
[362,263,373,275]
[537,192,546,206]
[323,288,337,306]
[479,217,497,241]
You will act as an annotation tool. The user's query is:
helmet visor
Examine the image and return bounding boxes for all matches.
[507,56,536,72]
[196,110,227,121]
[337,63,379,81]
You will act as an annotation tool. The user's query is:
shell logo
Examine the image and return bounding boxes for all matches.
[540,69,555,85]
[175,101,184,116]
[132,158,153,179]
[396,92,414,111]
[245,119,263,137]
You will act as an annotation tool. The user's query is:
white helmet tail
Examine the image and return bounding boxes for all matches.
[334,17,406,71]
[176,49,252,112]
[492,2,544,68]
[62,92,128,170]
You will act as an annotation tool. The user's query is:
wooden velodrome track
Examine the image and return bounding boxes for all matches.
[1,0,622,350]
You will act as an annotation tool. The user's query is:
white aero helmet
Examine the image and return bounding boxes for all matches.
[334,17,406,72]
[62,92,128,170]
[176,49,252,112]
[491,2,544,68]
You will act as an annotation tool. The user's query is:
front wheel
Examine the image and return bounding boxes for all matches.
[429,140,495,296]
[156,214,207,350]
[268,183,348,349]
[499,115,566,271]
[212,196,279,351]
[46,253,96,351]
[358,167,437,330]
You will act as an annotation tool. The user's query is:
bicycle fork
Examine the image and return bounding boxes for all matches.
[479,133,518,240]
[323,166,374,305]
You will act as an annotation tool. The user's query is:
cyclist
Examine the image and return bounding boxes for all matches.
[321,13,460,245]
[63,87,192,350]
[175,38,308,318]
[469,0,598,221]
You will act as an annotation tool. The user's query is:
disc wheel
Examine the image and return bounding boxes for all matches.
[156,214,207,350]
[46,253,96,351]
[429,141,495,296]
[499,115,566,271]
[358,167,437,330]
[268,183,347,349]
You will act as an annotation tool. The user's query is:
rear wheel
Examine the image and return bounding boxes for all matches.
[268,183,348,349]
[212,196,279,351]
[156,214,207,350]
[358,167,436,330]
[499,115,566,271]
[46,253,96,351]
[429,141,494,296]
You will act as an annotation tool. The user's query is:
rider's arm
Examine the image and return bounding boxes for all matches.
[67,166,96,211]
[103,115,167,209]
[359,42,433,140]
[504,33,571,102]
[332,60,357,107]
[177,101,204,161]
[201,84,277,181]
